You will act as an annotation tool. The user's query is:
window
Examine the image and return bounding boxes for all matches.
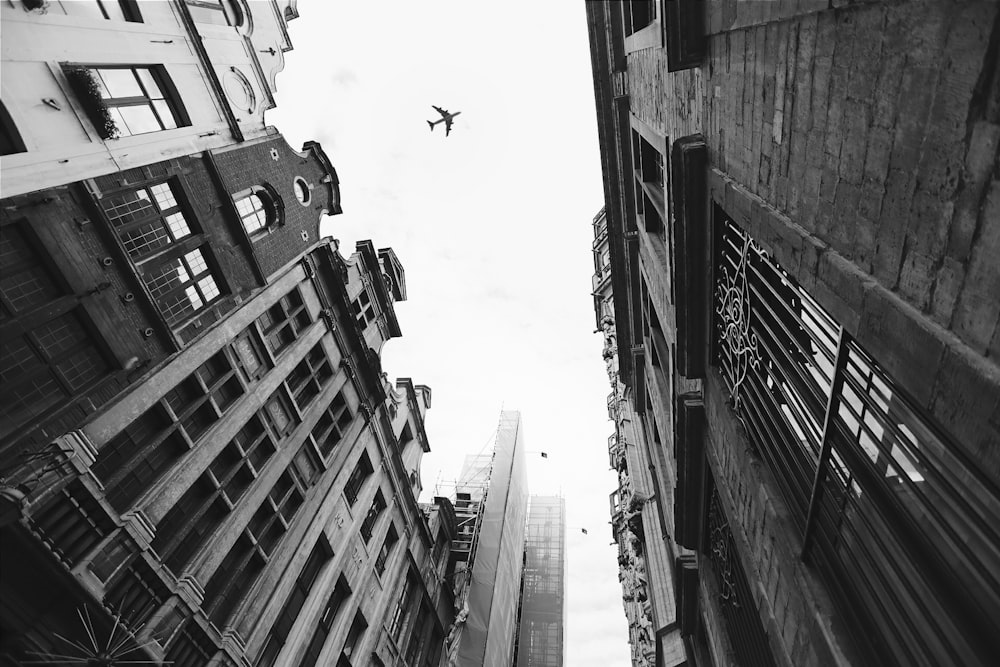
[29,479,115,568]
[389,572,419,641]
[164,618,215,667]
[203,467,308,626]
[144,248,222,324]
[92,352,243,512]
[255,540,331,667]
[0,224,109,432]
[71,66,187,138]
[623,1,655,35]
[712,211,1000,665]
[103,181,192,258]
[100,181,223,326]
[343,453,373,506]
[298,576,352,667]
[287,344,333,409]
[234,188,281,238]
[374,525,398,576]
[310,391,353,459]
[186,0,242,26]
[403,603,433,665]
[632,129,665,233]
[0,310,109,428]
[202,533,264,625]
[0,101,26,155]
[293,177,311,206]
[340,611,367,663]
[352,290,376,328]
[104,557,170,631]
[152,414,277,574]
[58,0,142,21]
[257,289,311,356]
[359,491,387,544]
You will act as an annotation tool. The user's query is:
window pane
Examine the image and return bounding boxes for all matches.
[120,221,170,258]
[104,188,154,227]
[150,183,177,210]
[116,105,162,135]
[136,68,163,99]
[97,69,143,98]
[99,0,130,21]
[151,99,177,130]
[144,259,188,298]
[188,3,229,25]
[161,213,190,240]
[184,249,209,276]
[198,276,220,302]
[105,107,128,136]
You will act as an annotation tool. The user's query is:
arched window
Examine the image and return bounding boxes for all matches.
[233,187,281,238]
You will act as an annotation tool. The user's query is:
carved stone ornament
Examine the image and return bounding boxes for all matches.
[715,233,763,412]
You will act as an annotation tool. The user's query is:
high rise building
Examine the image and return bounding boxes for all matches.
[587,1,1000,666]
[513,495,566,667]
[446,410,529,667]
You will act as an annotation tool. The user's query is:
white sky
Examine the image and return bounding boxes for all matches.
[267,1,630,663]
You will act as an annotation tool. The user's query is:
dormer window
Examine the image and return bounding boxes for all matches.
[234,187,280,238]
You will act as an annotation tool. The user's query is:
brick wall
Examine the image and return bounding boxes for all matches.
[211,137,337,279]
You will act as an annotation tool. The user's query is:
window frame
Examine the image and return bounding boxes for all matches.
[298,575,352,667]
[343,452,373,507]
[233,186,283,239]
[99,178,226,329]
[185,0,243,27]
[68,65,189,139]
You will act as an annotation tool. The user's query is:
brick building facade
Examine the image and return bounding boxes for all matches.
[588,1,1000,666]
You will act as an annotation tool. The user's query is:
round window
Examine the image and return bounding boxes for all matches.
[294,177,311,206]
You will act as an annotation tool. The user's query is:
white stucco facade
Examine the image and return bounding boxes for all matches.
[1,0,298,197]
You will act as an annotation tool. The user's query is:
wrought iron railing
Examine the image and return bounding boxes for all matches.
[712,213,1000,665]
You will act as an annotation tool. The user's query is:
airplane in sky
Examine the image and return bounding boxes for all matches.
[427,105,461,136]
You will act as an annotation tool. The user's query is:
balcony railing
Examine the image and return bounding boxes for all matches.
[712,214,1000,666]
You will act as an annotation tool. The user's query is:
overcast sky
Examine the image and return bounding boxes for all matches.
[268,1,629,663]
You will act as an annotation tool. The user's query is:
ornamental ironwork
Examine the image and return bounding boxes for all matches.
[707,489,738,608]
[715,233,762,413]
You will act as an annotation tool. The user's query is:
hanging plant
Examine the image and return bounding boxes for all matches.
[63,66,119,140]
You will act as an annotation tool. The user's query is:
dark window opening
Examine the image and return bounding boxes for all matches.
[298,575,352,667]
[0,101,26,155]
[343,452,373,506]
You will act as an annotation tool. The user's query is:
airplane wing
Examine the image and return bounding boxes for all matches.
[432,105,449,117]
[445,118,453,136]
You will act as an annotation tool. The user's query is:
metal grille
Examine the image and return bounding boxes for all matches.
[715,219,838,526]
[104,557,169,630]
[713,213,1000,666]
[705,485,776,667]
[29,479,115,567]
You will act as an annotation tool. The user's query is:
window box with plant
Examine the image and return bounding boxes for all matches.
[63,66,119,139]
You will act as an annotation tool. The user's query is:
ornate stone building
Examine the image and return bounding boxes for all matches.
[588,1,1000,666]
[594,208,686,667]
